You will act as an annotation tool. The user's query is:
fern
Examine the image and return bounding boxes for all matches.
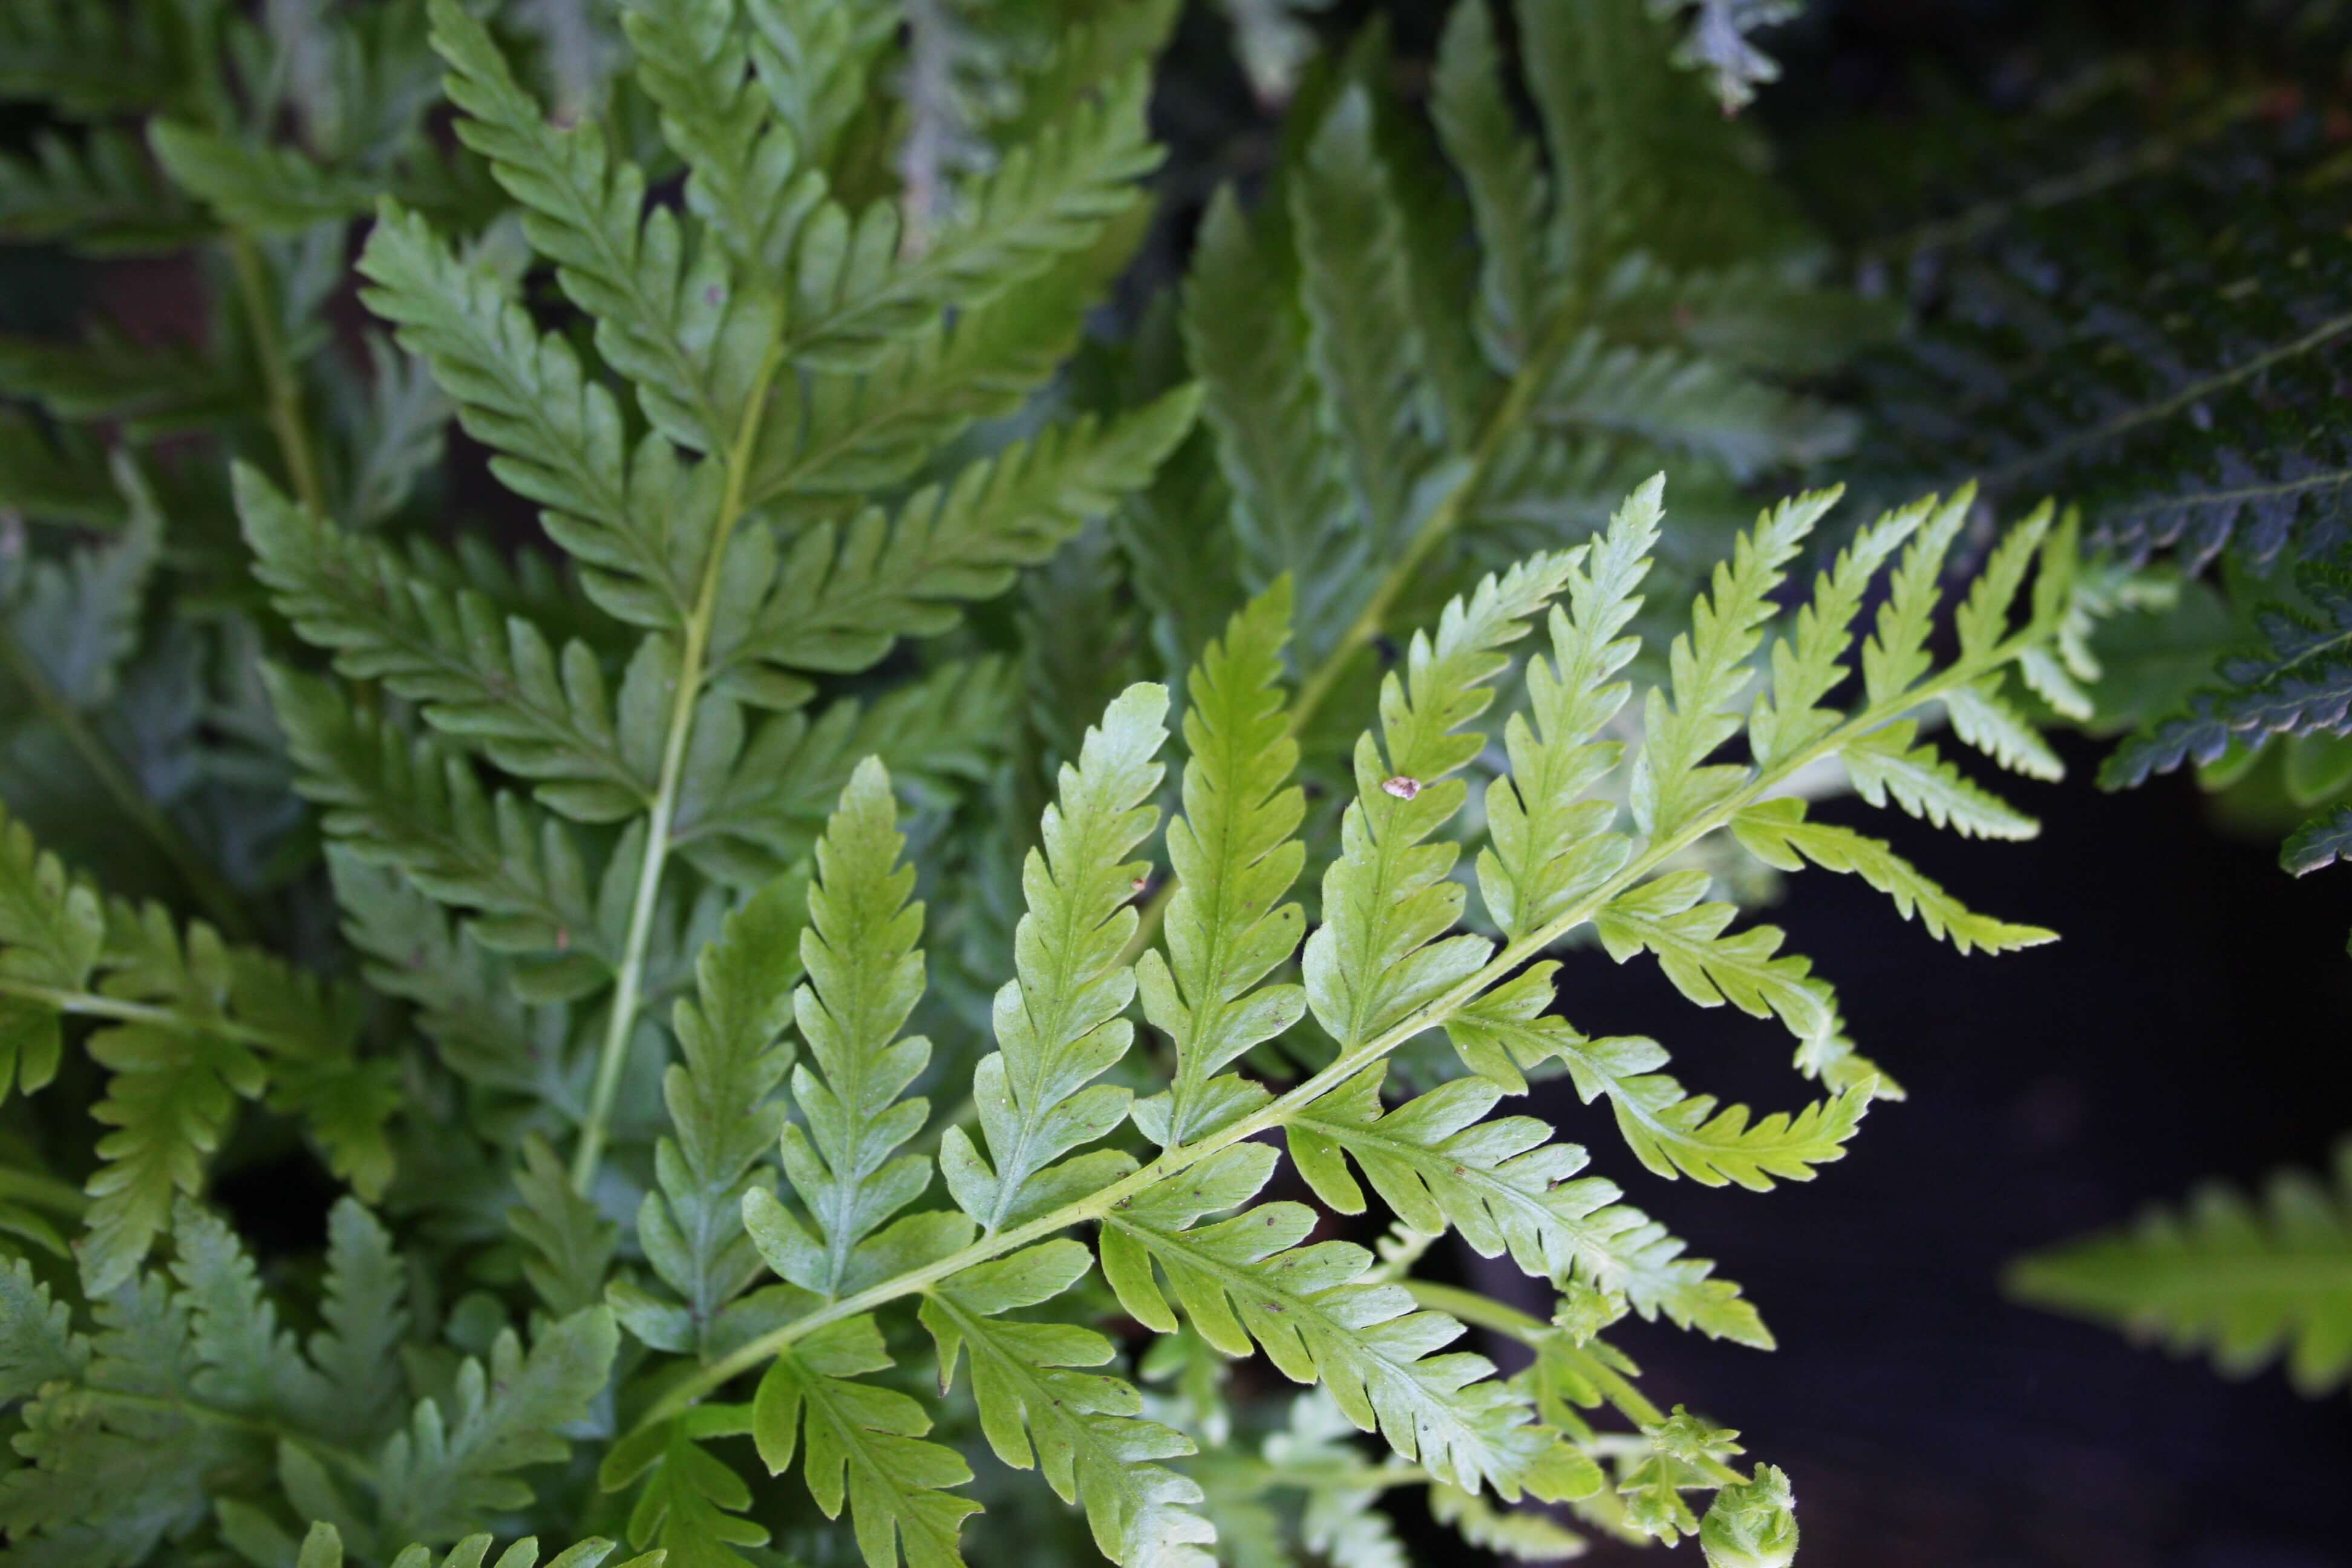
[0,2,2149,1564]
[592,477,2066,1568]
[2010,1143,2352,1397]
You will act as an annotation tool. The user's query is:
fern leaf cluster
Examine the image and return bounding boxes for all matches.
[0,1,2111,1564]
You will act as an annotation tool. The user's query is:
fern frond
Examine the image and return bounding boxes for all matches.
[1100,1142,1590,1503]
[920,1240,1213,1567]
[1432,0,1549,370]
[1136,582,1307,1149]
[1731,798,2054,954]
[751,1313,980,1568]
[1548,1031,1871,1190]
[356,201,696,631]
[0,126,200,254]
[375,1307,619,1546]
[428,0,750,452]
[1180,188,1360,660]
[241,466,658,820]
[1306,552,1573,1054]
[1478,477,1656,944]
[1292,87,1430,554]
[147,122,379,235]
[674,659,1016,886]
[266,667,620,992]
[287,1524,661,1568]
[716,390,1200,690]
[620,866,806,1354]
[2010,1143,2352,1396]
[941,684,1169,1232]
[1633,488,1836,837]
[1595,868,1838,1051]
[742,760,938,1300]
[782,63,1158,370]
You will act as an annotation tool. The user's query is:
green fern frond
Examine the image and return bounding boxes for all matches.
[2010,1143,2352,1396]
[751,1313,981,1568]
[266,667,621,992]
[1549,1031,1872,1189]
[242,466,658,820]
[1135,581,1307,1149]
[619,866,806,1355]
[941,684,1169,1232]
[920,1240,1212,1567]
[1098,1142,1591,1504]
[1306,552,1574,1054]
[376,1307,619,1546]
[746,760,937,1299]
[1731,798,2054,955]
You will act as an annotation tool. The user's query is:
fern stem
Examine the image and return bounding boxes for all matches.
[227,234,327,521]
[629,625,2044,1437]
[569,345,786,1195]
[0,1166,88,1217]
[0,974,298,1051]
[0,623,254,941]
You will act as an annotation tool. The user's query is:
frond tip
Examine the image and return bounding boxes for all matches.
[2008,1143,2352,1396]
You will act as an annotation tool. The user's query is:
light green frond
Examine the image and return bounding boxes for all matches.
[748,760,938,1299]
[1549,1032,1872,1190]
[1732,798,2054,953]
[293,1524,661,1568]
[1593,870,1839,1050]
[1305,552,1574,1053]
[1478,476,1657,942]
[2009,1143,2352,1396]
[751,1314,980,1568]
[940,684,1169,1232]
[1858,488,1970,705]
[1429,1482,1589,1561]
[1632,488,1837,837]
[919,1240,1212,1567]
[1840,722,2039,841]
[1137,583,1307,1149]
[1748,497,1929,768]
[1098,1143,1589,1503]
[1941,676,2066,782]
